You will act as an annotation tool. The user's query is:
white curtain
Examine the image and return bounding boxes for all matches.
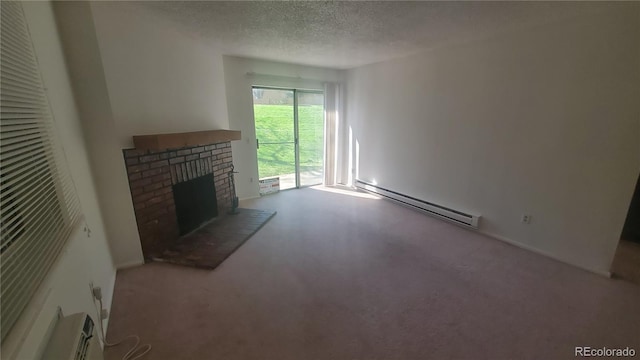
[323,82,340,185]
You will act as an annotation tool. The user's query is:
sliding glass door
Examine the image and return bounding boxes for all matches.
[253,87,324,190]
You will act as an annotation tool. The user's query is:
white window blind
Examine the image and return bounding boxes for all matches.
[1,0,82,342]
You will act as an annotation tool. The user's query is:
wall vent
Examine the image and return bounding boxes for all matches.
[355,180,480,229]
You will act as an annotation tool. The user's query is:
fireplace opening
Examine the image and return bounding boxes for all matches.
[173,173,218,235]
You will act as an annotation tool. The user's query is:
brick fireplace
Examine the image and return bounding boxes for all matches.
[123,141,235,259]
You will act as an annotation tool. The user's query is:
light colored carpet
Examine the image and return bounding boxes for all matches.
[612,239,640,285]
[105,186,640,360]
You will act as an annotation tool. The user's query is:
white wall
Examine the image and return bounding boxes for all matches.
[344,8,640,274]
[223,56,341,199]
[3,2,116,358]
[90,2,230,149]
[53,2,144,268]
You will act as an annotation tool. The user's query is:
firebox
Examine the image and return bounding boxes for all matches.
[173,173,218,235]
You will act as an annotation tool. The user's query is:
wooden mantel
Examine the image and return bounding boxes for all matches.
[132,130,241,150]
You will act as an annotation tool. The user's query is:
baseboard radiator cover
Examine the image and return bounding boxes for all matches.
[355,180,480,229]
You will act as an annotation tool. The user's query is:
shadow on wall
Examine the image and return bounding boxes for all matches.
[621,173,640,243]
[347,125,360,187]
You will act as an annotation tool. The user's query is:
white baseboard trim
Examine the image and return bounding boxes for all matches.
[115,259,144,270]
[480,230,612,278]
[328,184,357,191]
[239,195,260,201]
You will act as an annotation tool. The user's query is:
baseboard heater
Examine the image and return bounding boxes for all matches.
[355,180,480,229]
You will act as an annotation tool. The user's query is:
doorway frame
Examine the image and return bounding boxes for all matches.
[252,85,325,190]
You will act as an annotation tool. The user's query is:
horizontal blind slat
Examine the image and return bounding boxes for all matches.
[0,143,49,168]
[0,140,46,161]
[0,40,37,69]
[1,89,46,103]
[1,84,47,100]
[0,126,46,138]
[0,76,44,96]
[0,131,50,149]
[1,217,81,339]
[1,107,49,115]
[1,98,47,108]
[0,114,48,121]
[1,91,48,105]
[0,52,40,79]
[0,123,45,133]
[1,204,80,283]
[1,15,32,47]
[1,184,59,248]
[1,190,62,259]
[0,66,41,87]
[1,204,82,279]
[1,215,68,298]
[0,36,38,64]
[0,100,47,114]
[1,91,46,102]
[0,158,51,198]
[0,28,33,60]
[1,1,24,20]
[1,197,61,254]
[1,73,44,93]
[1,118,47,125]
[1,3,29,30]
[0,100,47,110]
[0,161,77,251]
[0,167,60,211]
[0,154,56,192]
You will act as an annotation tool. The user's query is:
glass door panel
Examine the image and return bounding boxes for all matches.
[297,91,324,187]
[253,88,296,190]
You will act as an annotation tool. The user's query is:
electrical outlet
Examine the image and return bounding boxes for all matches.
[521,214,532,224]
[250,177,253,183]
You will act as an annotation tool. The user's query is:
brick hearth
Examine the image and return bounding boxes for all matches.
[123,142,234,259]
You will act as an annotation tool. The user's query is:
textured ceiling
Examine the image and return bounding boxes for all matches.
[133,1,609,70]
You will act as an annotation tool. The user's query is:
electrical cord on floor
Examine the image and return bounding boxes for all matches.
[93,295,151,360]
